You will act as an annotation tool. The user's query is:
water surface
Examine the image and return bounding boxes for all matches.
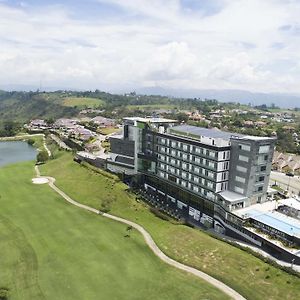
[0,141,37,167]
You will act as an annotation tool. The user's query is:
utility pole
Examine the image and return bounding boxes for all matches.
[291,258,295,269]
[287,176,291,192]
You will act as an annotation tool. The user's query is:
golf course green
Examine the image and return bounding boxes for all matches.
[0,161,228,300]
[40,152,300,300]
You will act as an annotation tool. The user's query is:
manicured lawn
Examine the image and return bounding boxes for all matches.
[40,153,300,300]
[0,162,228,300]
[98,127,120,135]
[62,97,104,108]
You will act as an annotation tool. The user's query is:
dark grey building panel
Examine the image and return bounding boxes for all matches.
[110,137,135,157]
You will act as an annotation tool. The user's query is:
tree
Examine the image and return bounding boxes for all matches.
[27,138,35,146]
[37,150,49,163]
[176,112,188,123]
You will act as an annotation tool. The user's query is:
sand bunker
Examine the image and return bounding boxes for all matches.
[32,177,49,184]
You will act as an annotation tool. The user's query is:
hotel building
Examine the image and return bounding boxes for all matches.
[107,117,300,263]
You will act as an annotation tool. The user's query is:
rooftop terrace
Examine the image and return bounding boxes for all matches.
[170,125,244,140]
[169,125,275,142]
[124,117,177,124]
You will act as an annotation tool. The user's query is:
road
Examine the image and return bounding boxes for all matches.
[33,166,246,300]
[50,134,71,151]
[270,171,300,196]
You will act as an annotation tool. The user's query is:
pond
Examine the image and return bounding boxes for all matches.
[0,141,37,167]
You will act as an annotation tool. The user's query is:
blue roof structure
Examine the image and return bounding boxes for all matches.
[246,209,300,238]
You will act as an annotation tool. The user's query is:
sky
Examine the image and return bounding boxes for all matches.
[1,0,300,93]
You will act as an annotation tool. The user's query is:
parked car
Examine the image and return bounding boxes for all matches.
[286,172,294,177]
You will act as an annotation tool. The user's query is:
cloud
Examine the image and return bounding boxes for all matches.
[0,0,300,93]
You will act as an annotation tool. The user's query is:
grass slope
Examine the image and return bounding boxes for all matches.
[40,152,300,300]
[0,161,228,300]
[62,97,104,108]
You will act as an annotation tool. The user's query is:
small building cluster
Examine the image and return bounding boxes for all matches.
[272,152,300,175]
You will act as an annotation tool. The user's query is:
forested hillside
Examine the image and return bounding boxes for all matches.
[0,91,78,121]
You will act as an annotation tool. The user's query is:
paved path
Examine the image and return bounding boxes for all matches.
[235,241,300,273]
[50,134,71,151]
[34,166,246,300]
[42,136,52,157]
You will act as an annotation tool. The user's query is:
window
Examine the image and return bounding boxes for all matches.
[234,186,244,194]
[169,167,175,174]
[208,161,215,168]
[237,165,247,173]
[183,144,188,151]
[260,165,266,172]
[220,172,226,181]
[207,181,214,189]
[239,155,249,162]
[193,186,199,193]
[235,176,246,183]
[168,175,176,183]
[259,145,270,153]
[159,154,165,161]
[159,171,165,178]
[208,171,214,179]
[239,144,251,151]
[209,150,215,158]
[258,176,264,182]
[258,186,263,192]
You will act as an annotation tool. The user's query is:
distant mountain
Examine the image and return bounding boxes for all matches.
[136,87,300,109]
[2,84,300,109]
[0,84,81,92]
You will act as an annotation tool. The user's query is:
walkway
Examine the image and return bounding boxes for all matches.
[50,134,71,151]
[42,136,52,157]
[34,166,246,300]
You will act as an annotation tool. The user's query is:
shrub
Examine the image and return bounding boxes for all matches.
[27,138,35,146]
[149,207,171,221]
[0,287,9,300]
